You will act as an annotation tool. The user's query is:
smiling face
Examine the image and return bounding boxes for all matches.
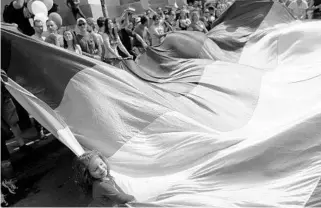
[63,30,73,41]
[46,20,57,33]
[88,156,108,180]
[78,20,87,32]
[108,19,114,29]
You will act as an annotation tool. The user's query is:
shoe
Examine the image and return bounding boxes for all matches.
[1,179,18,195]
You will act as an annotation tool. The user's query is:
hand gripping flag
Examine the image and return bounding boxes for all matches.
[1,0,321,206]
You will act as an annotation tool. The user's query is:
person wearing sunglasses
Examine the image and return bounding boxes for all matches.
[76,18,101,59]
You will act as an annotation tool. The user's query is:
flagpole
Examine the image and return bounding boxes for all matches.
[101,0,107,17]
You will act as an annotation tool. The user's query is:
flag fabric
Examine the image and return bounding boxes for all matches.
[1,0,321,206]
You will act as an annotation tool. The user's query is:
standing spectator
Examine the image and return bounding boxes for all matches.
[178,10,191,30]
[187,12,208,33]
[66,0,86,21]
[149,15,168,46]
[288,0,309,19]
[31,19,45,41]
[201,9,211,31]
[164,11,177,32]
[46,20,64,47]
[86,18,103,57]
[97,17,106,60]
[119,18,148,60]
[133,15,151,54]
[63,30,82,54]
[76,18,100,59]
[102,18,132,66]
[208,6,216,26]
[2,0,34,36]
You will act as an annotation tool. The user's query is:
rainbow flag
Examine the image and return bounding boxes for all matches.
[1,0,320,206]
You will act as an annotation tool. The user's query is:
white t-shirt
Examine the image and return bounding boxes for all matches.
[149,24,165,46]
[288,0,308,19]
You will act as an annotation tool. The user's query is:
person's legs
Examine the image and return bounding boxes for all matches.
[76,7,86,19]
[11,98,32,131]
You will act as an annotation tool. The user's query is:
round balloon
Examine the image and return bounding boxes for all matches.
[141,0,150,10]
[48,12,62,28]
[41,0,53,11]
[31,1,48,15]
[27,0,34,14]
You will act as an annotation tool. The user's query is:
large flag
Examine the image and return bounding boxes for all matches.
[1,0,321,206]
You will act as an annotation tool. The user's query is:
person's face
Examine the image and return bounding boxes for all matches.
[87,24,93,32]
[34,21,43,34]
[78,21,87,32]
[209,8,215,15]
[108,19,114,29]
[180,11,186,18]
[128,22,133,30]
[64,31,73,41]
[46,20,57,33]
[169,12,176,21]
[157,8,163,15]
[192,14,199,22]
[88,157,108,180]
[154,17,160,25]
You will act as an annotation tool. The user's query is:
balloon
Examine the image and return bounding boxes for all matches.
[27,0,34,14]
[48,12,62,28]
[41,0,53,11]
[141,0,150,10]
[34,13,48,31]
[31,1,48,15]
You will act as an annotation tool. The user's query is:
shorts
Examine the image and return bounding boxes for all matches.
[1,94,19,127]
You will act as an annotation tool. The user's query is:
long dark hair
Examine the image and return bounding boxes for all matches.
[73,150,112,196]
[104,18,118,40]
[63,30,78,50]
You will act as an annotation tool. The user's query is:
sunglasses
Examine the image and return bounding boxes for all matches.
[78,23,86,26]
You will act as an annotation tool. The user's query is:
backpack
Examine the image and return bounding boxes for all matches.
[3,4,15,23]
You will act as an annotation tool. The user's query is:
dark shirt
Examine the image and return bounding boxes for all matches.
[76,33,99,55]
[90,178,135,207]
[119,28,135,53]
[5,2,34,36]
[66,0,79,8]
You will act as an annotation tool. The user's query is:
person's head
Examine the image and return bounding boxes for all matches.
[86,17,96,33]
[77,18,87,33]
[145,10,151,16]
[204,9,210,18]
[97,17,105,30]
[33,19,44,35]
[208,6,215,15]
[63,30,77,48]
[169,11,176,21]
[104,18,114,34]
[297,0,303,3]
[46,20,58,34]
[180,10,187,19]
[140,15,149,26]
[156,7,163,15]
[73,151,111,195]
[152,14,160,25]
[191,11,199,23]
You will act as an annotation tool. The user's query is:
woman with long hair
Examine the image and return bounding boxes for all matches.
[102,18,133,66]
[178,10,191,30]
[187,12,208,33]
[63,30,82,55]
